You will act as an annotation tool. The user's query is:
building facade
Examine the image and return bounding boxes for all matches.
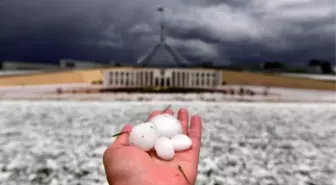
[0,61,59,70]
[103,68,223,89]
[60,59,111,69]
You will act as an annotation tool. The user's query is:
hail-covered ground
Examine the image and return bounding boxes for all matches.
[0,101,335,185]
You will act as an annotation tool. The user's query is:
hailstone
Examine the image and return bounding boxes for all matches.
[129,122,157,151]
[171,134,192,151]
[154,137,175,160]
[149,114,182,138]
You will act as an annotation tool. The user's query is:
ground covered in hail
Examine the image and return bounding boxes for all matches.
[0,101,335,185]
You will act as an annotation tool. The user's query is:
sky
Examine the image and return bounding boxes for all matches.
[0,0,335,66]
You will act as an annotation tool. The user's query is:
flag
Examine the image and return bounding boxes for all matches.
[157,6,164,12]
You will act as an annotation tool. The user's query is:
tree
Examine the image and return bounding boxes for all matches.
[308,59,321,66]
[262,61,284,69]
[320,61,333,74]
[201,61,214,68]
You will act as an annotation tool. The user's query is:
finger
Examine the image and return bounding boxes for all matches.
[112,124,132,146]
[146,110,162,121]
[188,115,202,160]
[177,108,189,134]
[163,108,174,115]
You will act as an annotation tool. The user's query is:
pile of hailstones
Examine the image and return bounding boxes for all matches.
[128,113,192,160]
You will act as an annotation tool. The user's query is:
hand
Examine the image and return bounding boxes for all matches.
[103,108,203,185]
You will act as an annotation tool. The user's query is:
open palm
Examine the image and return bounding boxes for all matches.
[103,108,203,185]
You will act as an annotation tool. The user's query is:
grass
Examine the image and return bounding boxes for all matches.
[221,70,336,90]
[0,67,335,91]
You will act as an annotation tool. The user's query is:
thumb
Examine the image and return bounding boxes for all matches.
[113,124,132,146]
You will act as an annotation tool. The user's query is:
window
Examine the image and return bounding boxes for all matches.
[150,71,154,86]
[166,78,170,87]
[120,72,124,84]
[65,62,75,68]
[172,72,176,87]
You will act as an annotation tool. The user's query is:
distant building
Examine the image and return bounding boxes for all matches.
[103,67,223,89]
[306,66,322,73]
[0,61,60,70]
[59,59,111,69]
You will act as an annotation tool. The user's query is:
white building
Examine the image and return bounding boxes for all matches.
[103,68,223,89]
[59,59,111,69]
[0,61,60,70]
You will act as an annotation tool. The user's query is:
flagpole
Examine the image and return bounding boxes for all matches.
[157,6,165,43]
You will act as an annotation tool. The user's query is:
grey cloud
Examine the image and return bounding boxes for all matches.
[129,24,153,35]
[0,0,335,65]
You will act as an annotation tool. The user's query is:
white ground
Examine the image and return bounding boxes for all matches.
[0,101,335,185]
[280,73,336,81]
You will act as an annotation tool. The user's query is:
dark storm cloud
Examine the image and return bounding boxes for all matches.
[0,0,335,65]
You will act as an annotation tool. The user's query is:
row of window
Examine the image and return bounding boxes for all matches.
[108,77,217,87]
[105,70,219,87]
[109,70,217,78]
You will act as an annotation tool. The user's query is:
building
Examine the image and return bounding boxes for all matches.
[101,6,223,90]
[103,68,222,89]
[59,59,112,69]
[0,61,60,70]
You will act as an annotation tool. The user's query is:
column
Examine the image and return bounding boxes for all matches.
[115,71,119,87]
[180,72,183,87]
[142,70,146,87]
[152,70,155,87]
[134,72,137,87]
[209,73,213,87]
[127,72,131,87]
[125,72,128,87]
[173,70,177,87]
[147,71,150,86]
[119,72,122,87]
[179,71,183,87]
[185,72,188,87]
[188,72,192,88]
[124,71,127,87]
[178,71,182,87]
[109,71,113,86]
[139,71,141,87]
[143,71,145,87]
[137,71,141,87]
[130,72,133,86]
[197,73,200,87]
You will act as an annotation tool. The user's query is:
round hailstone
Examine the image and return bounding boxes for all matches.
[129,122,157,151]
[149,114,182,138]
[171,134,192,151]
[154,137,175,160]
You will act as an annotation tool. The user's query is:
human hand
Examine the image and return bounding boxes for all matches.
[103,108,203,185]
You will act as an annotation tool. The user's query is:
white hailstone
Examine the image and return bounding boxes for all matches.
[171,134,192,151]
[129,122,157,151]
[154,137,175,160]
[149,114,182,138]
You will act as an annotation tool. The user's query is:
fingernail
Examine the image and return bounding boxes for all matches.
[179,108,187,113]
[122,124,132,132]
